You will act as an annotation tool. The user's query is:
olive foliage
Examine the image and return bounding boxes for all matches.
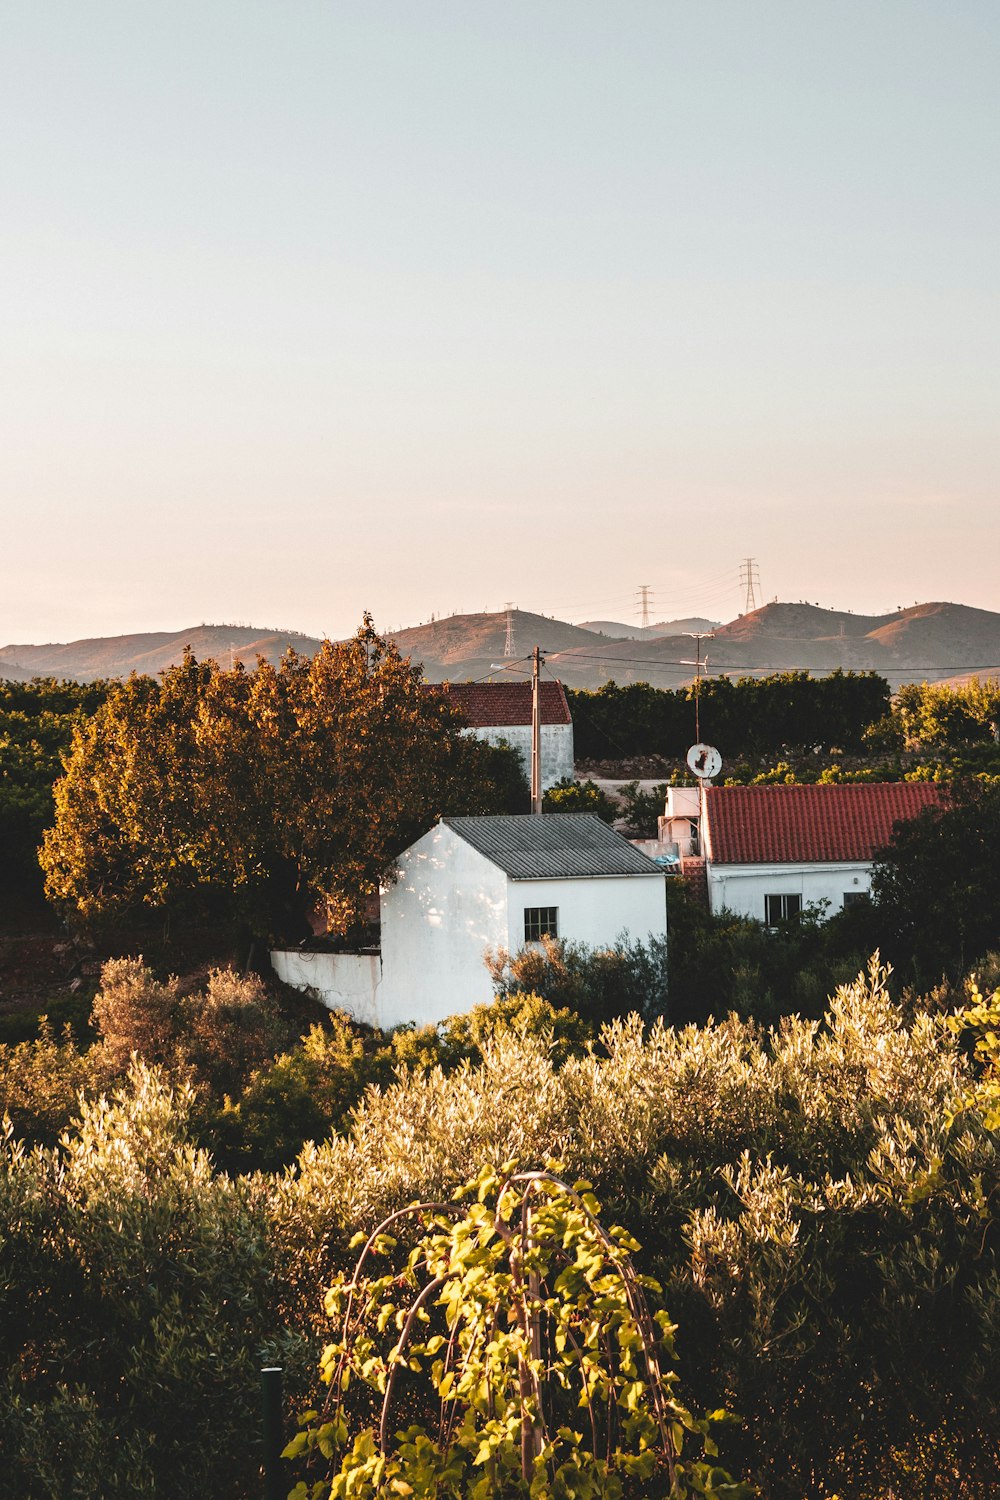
[2,963,1000,1497]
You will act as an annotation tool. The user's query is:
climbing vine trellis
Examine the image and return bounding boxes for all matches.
[287,1163,749,1498]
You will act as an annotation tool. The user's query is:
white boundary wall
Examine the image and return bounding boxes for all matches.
[270,950,382,1026]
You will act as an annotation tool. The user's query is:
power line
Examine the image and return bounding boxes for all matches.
[544,648,1000,674]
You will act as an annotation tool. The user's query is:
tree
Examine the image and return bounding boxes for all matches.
[40,620,526,938]
[286,1164,749,1499]
[870,780,1000,983]
[487,932,669,1027]
[0,677,108,904]
[542,776,617,821]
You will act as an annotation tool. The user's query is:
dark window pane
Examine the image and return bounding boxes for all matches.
[765,893,802,926]
[524,906,558,942]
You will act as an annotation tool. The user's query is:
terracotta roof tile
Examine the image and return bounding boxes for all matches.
[430,680,572,728]
[704,782,944,865]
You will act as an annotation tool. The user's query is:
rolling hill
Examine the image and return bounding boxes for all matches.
[0,625,323,682]
[4,601,1000,690]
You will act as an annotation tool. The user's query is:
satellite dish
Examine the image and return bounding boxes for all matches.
[686,743,722,780]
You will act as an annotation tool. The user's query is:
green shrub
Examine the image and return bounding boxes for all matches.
[487,933,669,1027]
[0,1066,275,1499]
[541,776,617,822]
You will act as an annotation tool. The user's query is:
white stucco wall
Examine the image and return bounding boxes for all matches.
[707,860,873,922]
[467,723,575,791]
[505,873,668,954]
[270,950,382,1026]
[273,828,668,1032]
[378,823,509,1027]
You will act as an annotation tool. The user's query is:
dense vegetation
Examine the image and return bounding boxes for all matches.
[2,960,1000,1497]
[0,678,108,905]
[568,671,891,760]
[38,622,527,941]
[6,662,1000,1494]
[6,668,1000,927]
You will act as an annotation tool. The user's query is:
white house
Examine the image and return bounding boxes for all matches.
[272,813,667,1028]
[432,681,574,791]
[699,782,942,923]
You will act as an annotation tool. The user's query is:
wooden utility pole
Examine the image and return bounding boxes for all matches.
[531,645,542,814]
[682,632,714,744]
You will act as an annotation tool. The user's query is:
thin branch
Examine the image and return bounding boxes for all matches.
[379,1272,453,1452]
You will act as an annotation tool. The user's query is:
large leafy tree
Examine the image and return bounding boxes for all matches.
[0,677,108,902]
[40,619,525,938]
[870,779,1000,982]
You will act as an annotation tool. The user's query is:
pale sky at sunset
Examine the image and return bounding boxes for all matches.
[2,2,998,645]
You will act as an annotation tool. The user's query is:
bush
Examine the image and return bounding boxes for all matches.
[288,1165,749,1498]
[486,933,669,1027]
[541,776,617,821]
[617,779,669,837]
[176,967,296,1099]
[90,957,180,1074]
[217,993,592,1173]
[3,963,1000,1496]
[0,1066,275,1499]
[90,957,299,1102]
[272,964,999,1498]
[0,1019,102,1146]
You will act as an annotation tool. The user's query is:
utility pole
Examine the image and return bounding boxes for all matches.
[739,557,760,615]
[635,584,653,630]
[531,645,542,814]
[681,632,714,743]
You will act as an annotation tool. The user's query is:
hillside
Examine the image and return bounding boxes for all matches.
[387,610,601,681]
[0,656,37,682]
[577,617,720,639]
[4,600,1000,690]
[0,625,323,681]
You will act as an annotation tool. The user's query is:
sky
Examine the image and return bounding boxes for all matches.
[2,2,998,644]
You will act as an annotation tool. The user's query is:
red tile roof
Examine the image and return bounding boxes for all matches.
[704,782,945,865]
[430,680,572,728]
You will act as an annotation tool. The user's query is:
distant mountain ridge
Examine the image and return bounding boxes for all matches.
[577,617,719,640]
[0,625,321,682]
[4,600,1000,690]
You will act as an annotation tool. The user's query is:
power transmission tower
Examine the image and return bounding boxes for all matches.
[739,558,761,614]
[635,584,653,630]
[504,603,516,657]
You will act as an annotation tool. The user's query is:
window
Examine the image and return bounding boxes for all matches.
[524,906,558,942]
[765,893,802,926]
[842,891,867,908]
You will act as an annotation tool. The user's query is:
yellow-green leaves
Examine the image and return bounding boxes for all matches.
[289,1167,749,1499]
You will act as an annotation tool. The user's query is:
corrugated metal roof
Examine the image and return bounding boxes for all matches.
[431,681,572,728]
[704,782,944,865]
[442,814,664,880]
